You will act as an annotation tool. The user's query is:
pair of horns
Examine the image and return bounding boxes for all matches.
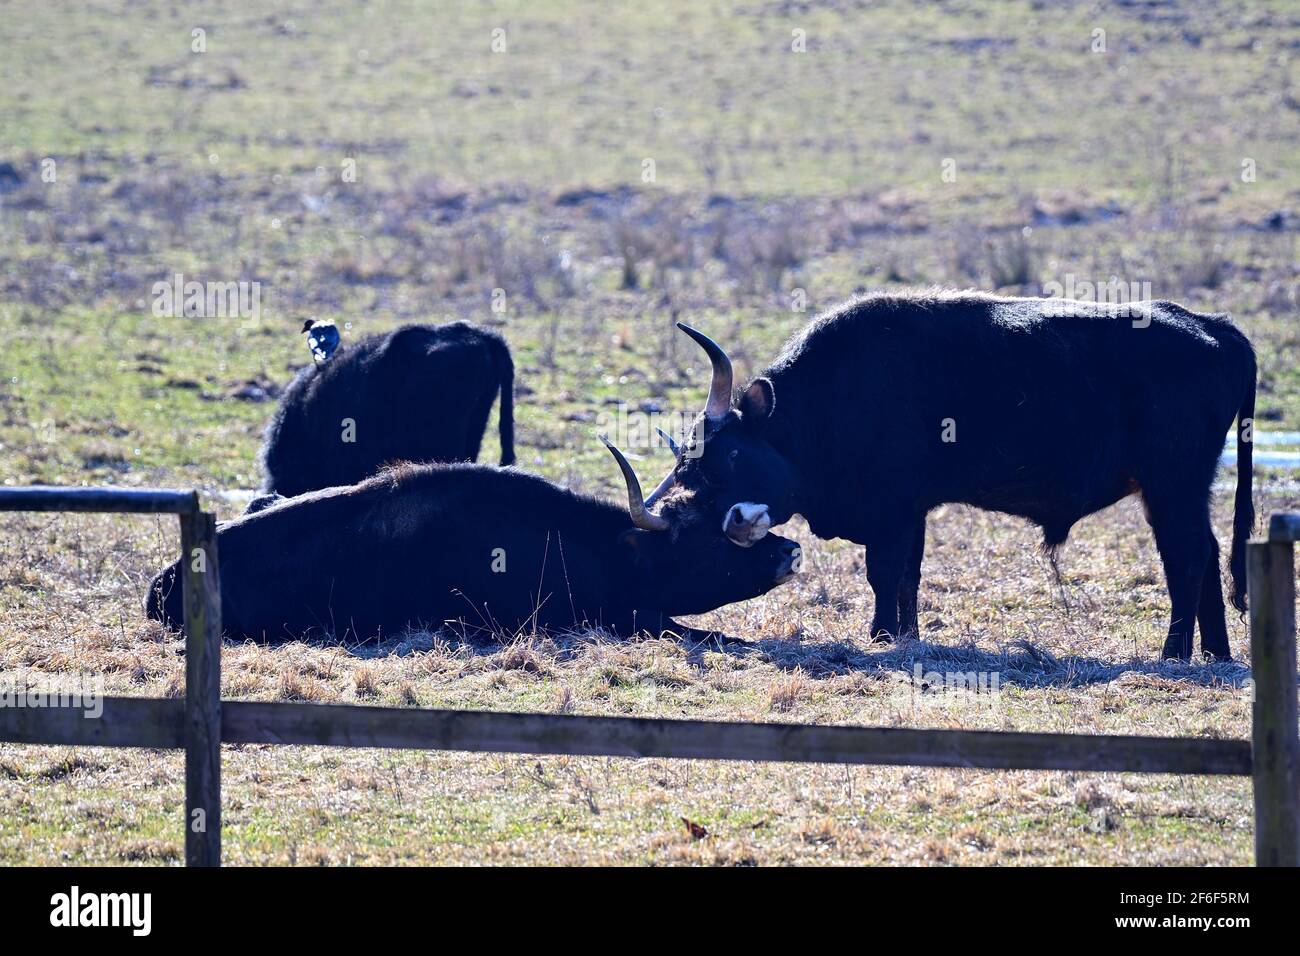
[602,324,734,527]
[601,436,670,531]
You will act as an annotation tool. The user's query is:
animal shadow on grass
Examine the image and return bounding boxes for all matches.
[289,619,742,667]
[739,634,1253,691]
[244,617,1251,689]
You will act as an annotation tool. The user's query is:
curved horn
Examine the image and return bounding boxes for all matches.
[643,471,677,509]
[655,427,681,457]
[600,435,670,532]
[677,323,733,419]
[642,428,681,508]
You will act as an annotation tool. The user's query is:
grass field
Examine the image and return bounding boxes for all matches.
[2,0,1299,865]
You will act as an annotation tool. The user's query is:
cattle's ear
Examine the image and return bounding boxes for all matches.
[739,378,775,423]
[617,529,658,571]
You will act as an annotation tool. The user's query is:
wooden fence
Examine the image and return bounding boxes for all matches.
[1,486,1297,866]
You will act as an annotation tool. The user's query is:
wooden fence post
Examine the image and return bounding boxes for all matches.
[1248,538,1300,867]
[182,510,222,867]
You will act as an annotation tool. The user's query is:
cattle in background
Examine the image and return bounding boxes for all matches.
[260,321,516,497]
[651,291,1256,661]
[146,442,801,643]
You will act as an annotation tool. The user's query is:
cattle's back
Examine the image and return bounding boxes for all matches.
[212,465,636,641]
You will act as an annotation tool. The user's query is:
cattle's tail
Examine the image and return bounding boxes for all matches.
[495,339,516,466]
[1229,349,1257,614]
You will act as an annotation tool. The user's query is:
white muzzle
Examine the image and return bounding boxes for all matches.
[722,502,772,547]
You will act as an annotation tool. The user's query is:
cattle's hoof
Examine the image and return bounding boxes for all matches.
[870,630,895,645]
[244,493,285,515]
[1201,649,1233,663]
[1161,640,1192,661]
[692,631,743,648]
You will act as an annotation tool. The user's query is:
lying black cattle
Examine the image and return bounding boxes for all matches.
[650,291,1256,660]
[146,444,801,642]
[260,321,516,497]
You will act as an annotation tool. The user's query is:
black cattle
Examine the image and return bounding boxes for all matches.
[650,291,1256,661]
[145,443,801,643]
[260,321,516,497]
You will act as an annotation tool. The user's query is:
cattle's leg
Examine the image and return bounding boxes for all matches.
[461,383,497,463]
[1144,491,1213,661]
[897,518,926,638]
[864,521,914,642]
[623,613,743,648]
[462,422,485,463]
[1196,525,1233,661]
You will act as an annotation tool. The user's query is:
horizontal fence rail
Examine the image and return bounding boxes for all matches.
[0,487,1296,866]
[0,698,1255,776]
[0,697,184,749]
[222,702,1255,775]
[1270,513,1300,543]
[0,486,199,514]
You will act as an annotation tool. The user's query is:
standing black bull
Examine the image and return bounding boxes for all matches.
[648,291,1256,661]
[146,442,801,642]
[260,321,516,497]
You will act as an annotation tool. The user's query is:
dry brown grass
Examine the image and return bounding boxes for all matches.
[2,480,1293,866]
